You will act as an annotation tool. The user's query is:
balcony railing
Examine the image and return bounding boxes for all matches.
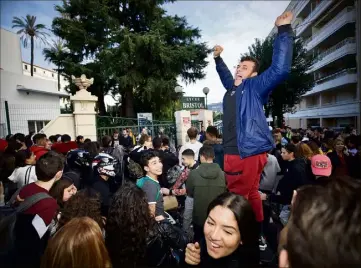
[315,68,357,85]
[296,0,331,35]
[293,0,309,17]
[306,7,355,48]
[315,37,356,61]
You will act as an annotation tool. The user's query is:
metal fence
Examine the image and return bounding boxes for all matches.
[96,116,176,143]
[0,100,61,138]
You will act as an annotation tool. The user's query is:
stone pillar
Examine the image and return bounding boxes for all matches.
[174,110,191,146]
[197,109,214,129]
[70,75,98,141]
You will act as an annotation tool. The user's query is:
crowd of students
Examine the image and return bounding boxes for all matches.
[0,124,360,267]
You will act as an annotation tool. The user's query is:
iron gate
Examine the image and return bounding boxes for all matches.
[96,116,176,143]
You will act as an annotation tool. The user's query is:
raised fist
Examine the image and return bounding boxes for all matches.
[213,45,223,58]
[275,11,293,26]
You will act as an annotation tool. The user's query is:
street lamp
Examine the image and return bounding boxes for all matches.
[173,85,183,149]
[203,87,210,109]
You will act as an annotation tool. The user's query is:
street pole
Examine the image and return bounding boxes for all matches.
[203,87,210,110]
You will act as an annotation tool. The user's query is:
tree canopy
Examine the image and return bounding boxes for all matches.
[48,0,210,117]
[242,35,314,126]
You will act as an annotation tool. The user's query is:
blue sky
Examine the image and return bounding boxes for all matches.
[1,0,290,105]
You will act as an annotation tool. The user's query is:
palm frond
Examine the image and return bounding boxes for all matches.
[12,15,49,48]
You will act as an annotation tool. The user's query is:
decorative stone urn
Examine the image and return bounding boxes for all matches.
[71,74,94,91]
[70,74,98,141]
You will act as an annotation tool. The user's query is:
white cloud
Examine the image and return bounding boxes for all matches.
[166,1,290,104]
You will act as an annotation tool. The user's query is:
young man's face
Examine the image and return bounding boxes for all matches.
[145,156,163,176]
[122,130,128,137]
[281,148,294,161]
[39,138,47,147]
[182,155,194,167]
[235,60,257,81]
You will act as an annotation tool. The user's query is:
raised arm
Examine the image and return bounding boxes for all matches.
[254,11,294,102]
[214,45,234,90]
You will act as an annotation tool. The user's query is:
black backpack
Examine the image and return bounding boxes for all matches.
[0,190,52,256]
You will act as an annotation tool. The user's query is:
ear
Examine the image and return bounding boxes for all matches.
[55,170,63,181]
[291,190,297,207]
[144,166,150,172]
[279,249,289,268]
[251,72,258,77]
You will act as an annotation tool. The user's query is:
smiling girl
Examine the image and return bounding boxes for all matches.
[185,192,259,267]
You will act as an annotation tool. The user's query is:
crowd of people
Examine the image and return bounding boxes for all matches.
[0,123,360,268]
[0,10,360,267]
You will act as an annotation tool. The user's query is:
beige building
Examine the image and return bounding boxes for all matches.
[271,0,360,131]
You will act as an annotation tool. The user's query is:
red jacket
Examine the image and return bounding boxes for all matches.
[30,145,49,160]
[0,139,7,152]
[52,141,78,155]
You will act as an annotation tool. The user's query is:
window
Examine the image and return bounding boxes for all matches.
[24,65,28,70]
[27,120,50,133]
[52,73,54,78]
[34,67,37,72]
[43,71,46,74]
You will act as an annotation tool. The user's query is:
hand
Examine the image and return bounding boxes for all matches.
[185,242,201,265]
[16,195,24,202]
[70,184,77,195]
[213,45,223,58]
[155,215,165,222]
[260,193,267,201]
[275,11,293,26]
[161,188,170,196]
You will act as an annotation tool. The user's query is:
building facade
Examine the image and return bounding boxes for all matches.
[275,0,360,131]
[0,28,69,137]
[208,102,223,113]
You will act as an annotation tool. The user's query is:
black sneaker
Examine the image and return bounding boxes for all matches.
[259,236,267,251]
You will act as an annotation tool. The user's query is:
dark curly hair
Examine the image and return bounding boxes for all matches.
[58,188,103,230]
[106,182,154,267]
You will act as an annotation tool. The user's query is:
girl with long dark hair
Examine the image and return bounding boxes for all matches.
[185,192,260,267]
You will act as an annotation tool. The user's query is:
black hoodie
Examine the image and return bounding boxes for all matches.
[269,158,308,205]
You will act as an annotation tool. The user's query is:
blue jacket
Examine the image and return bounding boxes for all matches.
[216,25,293,159]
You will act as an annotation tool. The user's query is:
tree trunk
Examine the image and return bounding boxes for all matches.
[97,93,106,116]
[57,67,60,91]
[30,36,34,77]
[124,88,135,118]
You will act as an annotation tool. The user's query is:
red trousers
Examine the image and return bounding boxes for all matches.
[224,153,267,222]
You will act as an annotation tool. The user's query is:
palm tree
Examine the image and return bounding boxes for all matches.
[12,15,49,76]
[43,39,67,91]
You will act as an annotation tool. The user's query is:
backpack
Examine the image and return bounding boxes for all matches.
[136,177,161,201]
[24,166,33,186]
[128,159,144,180]
[0,191,52,255]
[166,165,183,187]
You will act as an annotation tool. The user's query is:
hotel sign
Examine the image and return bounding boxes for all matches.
[181,97,205,110]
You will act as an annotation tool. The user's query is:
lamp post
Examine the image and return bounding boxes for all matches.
[203,87,210,109]
[173,85,183,149]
